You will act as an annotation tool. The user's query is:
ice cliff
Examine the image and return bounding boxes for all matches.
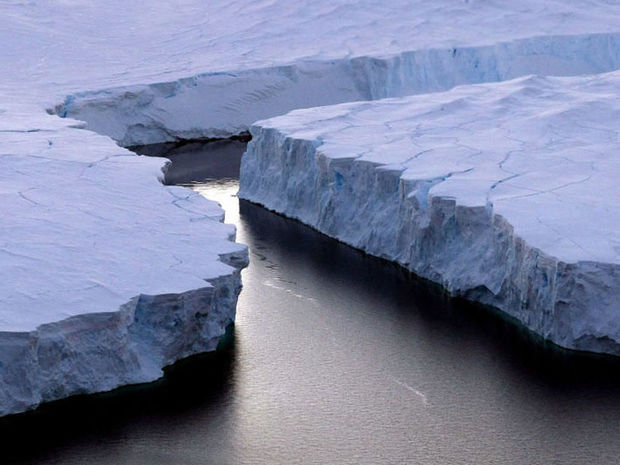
[56,33,620,147]
[4,1,620,146]
[239,73,620,356]
[0,105,248,416]
[2,0,620,416]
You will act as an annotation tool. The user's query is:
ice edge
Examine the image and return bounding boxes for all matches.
[238,124,620,357]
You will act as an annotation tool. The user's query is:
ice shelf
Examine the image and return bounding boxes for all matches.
[239,73,620,355]
[2,0,620,416]
[0,103,248,416]
[3,1,620,146]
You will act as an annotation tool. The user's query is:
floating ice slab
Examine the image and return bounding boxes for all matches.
[239,72,620,355]
[3,1,620,145]
[2,0,620,415]
[0,105,248,416]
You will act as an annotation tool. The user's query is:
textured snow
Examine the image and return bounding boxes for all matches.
[0,109,246,332]
[3,1,620,145]
[239,72,620,355]
[3,0,620,414]
[0,101,248,415]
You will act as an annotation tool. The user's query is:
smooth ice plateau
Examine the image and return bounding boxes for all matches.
[2,0,620,415]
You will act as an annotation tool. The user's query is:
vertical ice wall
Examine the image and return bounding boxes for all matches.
[238,74,620,355]
[56,33,620,146]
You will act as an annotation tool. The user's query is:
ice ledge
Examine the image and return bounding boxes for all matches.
[0,106,249,416]
[0,274,243,417]
[54,32,620,147]
[238,72,620,356]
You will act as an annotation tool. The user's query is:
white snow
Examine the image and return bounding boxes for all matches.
[3,1,620,145]
[239,72,620,355]
[0,101,248,415]
[2,0,620,415]
[0,108,246,333]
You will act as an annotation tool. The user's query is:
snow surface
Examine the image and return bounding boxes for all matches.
[3,0,620,415]
[0,101,248,415]
[239,72,620,355]
[3,1,620,145]
[0,108,247,332]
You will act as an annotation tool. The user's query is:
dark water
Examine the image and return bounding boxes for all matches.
[3,140,620,464]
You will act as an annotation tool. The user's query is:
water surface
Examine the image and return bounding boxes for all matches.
[3,140,620,465]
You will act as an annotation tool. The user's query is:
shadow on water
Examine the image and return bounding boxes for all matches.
[131,137,249,185]
[1,330,236,464]
[237,198,620,389]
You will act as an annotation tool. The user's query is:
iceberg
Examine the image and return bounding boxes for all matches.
[239,73,620,355]
[3,1,620,146]
[2,0,620,416]
[55,32,620,147]
[0,105,248,416]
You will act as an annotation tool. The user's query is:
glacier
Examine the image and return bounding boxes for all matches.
[2,0,620,416]
[239,72,620,355]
